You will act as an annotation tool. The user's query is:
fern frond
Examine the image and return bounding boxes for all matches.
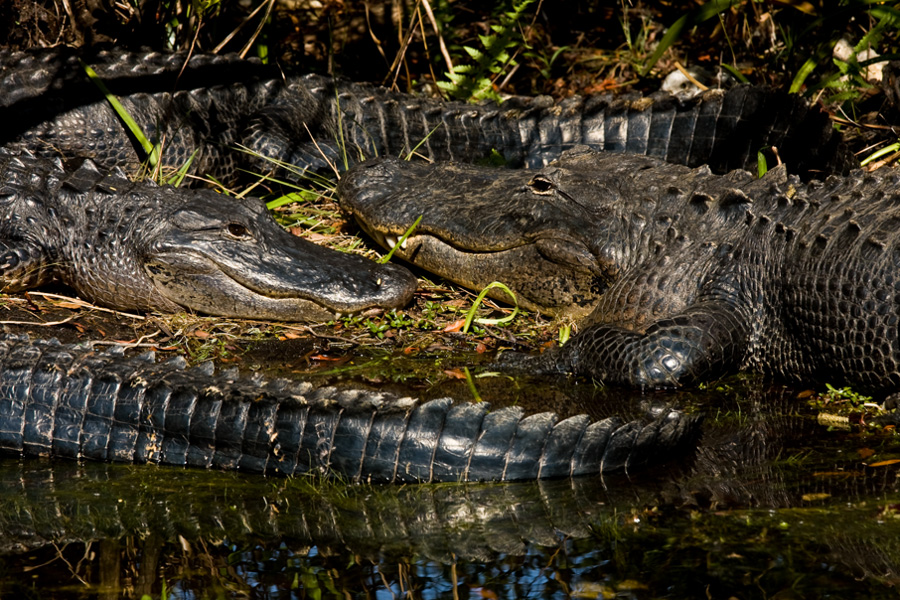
[438,0,535,104]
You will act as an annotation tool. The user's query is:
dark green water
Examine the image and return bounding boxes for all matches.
[2,370,900,599]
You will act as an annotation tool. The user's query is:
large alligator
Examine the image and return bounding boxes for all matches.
[0,151,415,320]
[0,333,697,482]
[339,148,900,391]
[0,47,855,182]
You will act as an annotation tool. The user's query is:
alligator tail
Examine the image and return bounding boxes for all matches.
[324,82,852,178]
[0,335,699,482]
[0,49,853,180]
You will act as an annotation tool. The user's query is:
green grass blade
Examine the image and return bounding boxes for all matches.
[869,6,900,27]
[789,57,819,94]
[166,149,200,187]
[241,168,336,193]
[266,192,311,210]
[463,367,482,402]
[642,0,741,75]
[757,150,768,178]
[80,59,160,168]
[463,282,519,334]
[333,86,350,171]
[234,144,339,190]
[719,63,748,84]
[405,123,446,161]
[378,215,422,264]
[860,142,900,167]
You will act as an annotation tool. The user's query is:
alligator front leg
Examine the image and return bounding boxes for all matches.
[530,302,750,388]
[1,155,60,292]
[0,239,57,293]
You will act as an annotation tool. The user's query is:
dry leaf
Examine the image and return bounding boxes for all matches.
[802,493,831,501]
[442,319,465,333]
[54,301,85,310]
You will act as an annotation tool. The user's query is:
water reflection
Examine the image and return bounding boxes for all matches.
[2,378,900,598]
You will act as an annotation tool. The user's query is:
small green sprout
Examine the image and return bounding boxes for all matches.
[463,282,519,334]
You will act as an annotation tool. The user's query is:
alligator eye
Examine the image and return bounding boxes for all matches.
[528,176,555,195]
[227,223,251,238]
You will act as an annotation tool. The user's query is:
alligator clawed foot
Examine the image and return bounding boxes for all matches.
[872,392,900,428]
[494,347,568,376]
[494,349,535,371]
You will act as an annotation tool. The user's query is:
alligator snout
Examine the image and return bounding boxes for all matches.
[338,157,408,211]
[369,261,418,307]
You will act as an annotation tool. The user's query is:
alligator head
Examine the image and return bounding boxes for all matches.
[338,148,634,320]
[129,190,417,321]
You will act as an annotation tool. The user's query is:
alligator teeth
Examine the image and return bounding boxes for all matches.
[362,226,407,252]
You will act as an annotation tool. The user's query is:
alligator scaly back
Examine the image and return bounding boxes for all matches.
[0,47,854,182]
[0,335,699,482]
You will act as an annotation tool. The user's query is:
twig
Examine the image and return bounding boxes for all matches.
[296,325,364,345]
[213,0,272,54]
[385,0,424,90]
[21,291,147,320]
[865,150,900,171]
[240,0,276,59]
[0,315,79,327]
[302,123,340,178]
[364,4,390,67]
[420,0,454,74]
[831,115,895,131]
[88,331,168,349]
[674,61,709,92]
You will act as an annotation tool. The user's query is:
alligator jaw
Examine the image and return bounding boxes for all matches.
[358,222,605,319]
[146,250,416,321]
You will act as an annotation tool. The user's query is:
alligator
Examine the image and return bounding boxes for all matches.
[339,148,900,391]
[0,151,416,320]
[0,47,855,183]
[0,333,698,483]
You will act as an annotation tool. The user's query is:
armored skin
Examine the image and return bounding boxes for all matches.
[0,334,697,482]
